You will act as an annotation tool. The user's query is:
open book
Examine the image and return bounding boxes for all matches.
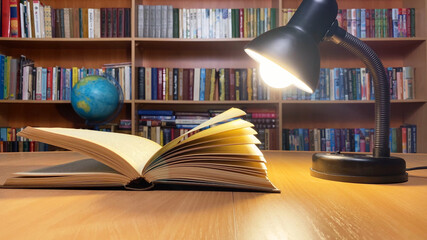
[4,108,279,192]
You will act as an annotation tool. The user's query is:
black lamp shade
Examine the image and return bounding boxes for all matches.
[245,0,338,93]
[245,26,320,92]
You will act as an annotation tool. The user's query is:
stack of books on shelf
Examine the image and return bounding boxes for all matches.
[246,110,278,150]
[1,1,131,38]
[0,127,53,152]
[282,67,415,101]
[283,125,417,153]
[282,8,415,38]
[137,109,277,150]
[137,67,271,101]
[336,8,415,38]
[136,5,277,38]
[0,55,131,101]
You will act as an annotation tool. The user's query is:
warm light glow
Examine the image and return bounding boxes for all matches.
[245,49,313,93]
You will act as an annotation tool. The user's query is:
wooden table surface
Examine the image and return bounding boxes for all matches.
[0,151,426,240]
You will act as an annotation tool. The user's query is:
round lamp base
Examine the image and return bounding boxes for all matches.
[311,153,408,184]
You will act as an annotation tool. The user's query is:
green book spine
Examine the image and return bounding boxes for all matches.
[256,8,260,36]
[383,9,387,38]
[410,8,415,37]
[231,9,236,38]
[374,9,379,38]
[173,8,179,38]
[271,8,276,29]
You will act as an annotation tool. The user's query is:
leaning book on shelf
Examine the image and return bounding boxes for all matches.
[3,108,279,192]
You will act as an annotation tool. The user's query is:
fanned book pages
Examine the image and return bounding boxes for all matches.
[3,108,279,192]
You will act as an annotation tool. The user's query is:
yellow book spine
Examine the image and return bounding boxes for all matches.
[209,68,216,101]
[5,56,11,99]
[72,67,78,87]
[247,68,252,101]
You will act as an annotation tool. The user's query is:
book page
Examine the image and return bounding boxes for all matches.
[145,108,247,170]
[4,159,130,188]
[18,127,162,179]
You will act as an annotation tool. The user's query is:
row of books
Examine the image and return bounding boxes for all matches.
[137,109,278,149]
[282,8,416,38]
[0,127,51,152]
[282,67,415,101]
[0,55,132,100]
[137,67,271,101]
[1,0,131,38]
[282,125,417,153]
[336,8,416,38]
[136,5,277,39]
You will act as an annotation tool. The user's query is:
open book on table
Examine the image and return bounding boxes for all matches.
[3,108,279,192]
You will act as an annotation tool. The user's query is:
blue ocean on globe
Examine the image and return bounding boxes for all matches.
[71,75,120,123]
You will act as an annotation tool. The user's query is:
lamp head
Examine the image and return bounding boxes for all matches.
[245,0,338,93]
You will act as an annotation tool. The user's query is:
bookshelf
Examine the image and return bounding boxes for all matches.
[0,0,426,153]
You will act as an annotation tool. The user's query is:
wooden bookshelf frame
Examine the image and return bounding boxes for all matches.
[0,0,425,152]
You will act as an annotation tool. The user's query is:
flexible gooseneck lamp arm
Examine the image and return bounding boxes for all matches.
[325,21,390,158]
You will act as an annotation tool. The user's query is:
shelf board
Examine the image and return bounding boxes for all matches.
[281,99,427,104]
[135,100,280,104]
[0,37,132,49]
[0,100,133,104]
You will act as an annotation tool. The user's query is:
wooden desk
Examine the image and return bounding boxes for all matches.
[0,151,426,240]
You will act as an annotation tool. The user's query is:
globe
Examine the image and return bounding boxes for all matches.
[71,75,123,124]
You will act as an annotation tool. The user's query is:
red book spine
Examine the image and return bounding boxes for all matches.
[388,9,393,37]
[47,67,53,100]
[183,69,189,100]
[239,9,244,38]
[188,68,194,101]
[401,127,407,153]
[406,8,411,38]
[341,9,347,32]
[2,0,10,37]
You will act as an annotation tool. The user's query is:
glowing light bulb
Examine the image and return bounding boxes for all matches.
[245,49,313,93]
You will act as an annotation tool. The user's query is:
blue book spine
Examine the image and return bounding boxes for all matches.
[138,110,174,116]
[303,129,309,151]
[361,9,366,38]
[0,128,7,141]
[334,68,340,100]
[412,125,416,153]
[0,55,4,100]
[152,68,158,100]
[139,115,176,120]
[356,9,361,38]
[355,129,360,152]
[330,129,335,152]
[69,69,73,100]
[199,68,205,100]
[319,69,325,100]
[42,68,47,100]
[392,9,399,38]
[339,68,345,100]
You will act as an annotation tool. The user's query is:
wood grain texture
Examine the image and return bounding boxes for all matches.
[0,151,426,240]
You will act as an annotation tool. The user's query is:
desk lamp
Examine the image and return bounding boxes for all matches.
[245,0,407,183]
